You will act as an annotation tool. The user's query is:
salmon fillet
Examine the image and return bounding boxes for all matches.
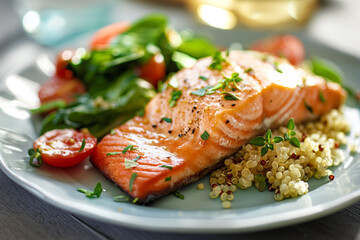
[91,50,346,204]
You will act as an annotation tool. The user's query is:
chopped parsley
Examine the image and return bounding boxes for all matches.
[174,191,184,200]
[274,62,283,73]
[28,148,42,167]
[222,92,240,101]
[165,176,172,182]
[319,91,327,103]
[199,75,208,81]
[201,130,210,140]
[160,165,173,170]
[161,117,172,123]
[133,156,141,162]
[244,68,253,73]
[122,144,137,154]
[209,51,228,70]
[129,173,137,192]
[132,197,139,203]
[304,101,313,113]
[113,195,129,202]
[77,182,103,199]
[169,90,182,107]
[124,158,139,169]
[78,139,86,152]
[106,152,121,156]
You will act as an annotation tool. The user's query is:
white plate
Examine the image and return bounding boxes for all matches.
[0,38,360,233]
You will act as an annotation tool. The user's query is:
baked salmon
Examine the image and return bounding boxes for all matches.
[91,50,346,204]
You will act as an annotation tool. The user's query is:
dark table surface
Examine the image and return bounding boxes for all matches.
[0,0,359,239]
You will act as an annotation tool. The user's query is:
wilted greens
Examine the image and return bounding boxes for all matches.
[38,14,218,138]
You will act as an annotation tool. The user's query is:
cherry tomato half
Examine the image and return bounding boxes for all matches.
[33,129,97,168]
[55,49,77,79]
[137,53,166,87]
[249,35,305,66]
[38,75,86,105]
[89,22,130,50]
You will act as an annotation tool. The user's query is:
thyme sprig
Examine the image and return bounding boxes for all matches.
[208,51,228,70]
[249,118,300,156]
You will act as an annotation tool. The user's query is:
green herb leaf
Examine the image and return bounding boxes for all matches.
[78,139,86,152]
[132,197,139,203]
[113,195,130,202]
[249,136,266,146]
[287,118,295,130]
[77,182,103,199]
[30,100,67,114]
[160,165,173,170]
[209,51,227,70]
[191,86,211,96]
[199,75,208,81]
[125,158,139,169]
[268,143,274,150]
[254,174,267,192]
[304,101,313,113]
[273,136,284,143]
[274,62,283,73]
[261,146,268,157]
[201,130,210,140]
[106,152,121,156]
[244,68,253,73]
[28,148,43,168]
[284,132,289,141]
[310,57,343,85]
[174,191,184,200]
[133,156,141,162]
[169,90,182,107]
[161,117,172,123]
[129,173,137,192]
[265,129,272,141]
[122,144,137,154]
[319,91,327,103]
[165,176,172,182]
[221,92,240,101]
[290,130,296,136]
[289,137,300,148]
[110,129,116,135]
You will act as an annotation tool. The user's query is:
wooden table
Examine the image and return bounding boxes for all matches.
[0,0,359,239]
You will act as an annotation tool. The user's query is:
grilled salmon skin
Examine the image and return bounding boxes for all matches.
[91,51,346,203]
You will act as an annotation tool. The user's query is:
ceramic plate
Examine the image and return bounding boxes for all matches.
[0,36,359,233]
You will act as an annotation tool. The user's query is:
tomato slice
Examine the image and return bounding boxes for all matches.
[249,35,305,66]
[137,53,166,87]
[55,49,76,79]
[33,129,97,168]
[38,75,86,105]
[89,22,130,50]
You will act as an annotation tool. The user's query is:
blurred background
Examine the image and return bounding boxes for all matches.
[0,0,359,54]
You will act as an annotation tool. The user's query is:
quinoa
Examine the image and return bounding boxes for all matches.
[208,109,351,207]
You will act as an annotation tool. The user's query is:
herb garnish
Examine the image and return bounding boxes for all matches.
[125,158,139,169]
[160,165,173,170]
[319,91,326,103]
[254,174,267,192]
[304,101,313,113]
[79,139,86,152]
[191,86,212,96]
[274,62,283,73]
[209,51,228,70]
[244,68,253,73]
[129,173,137,192]
[28,148,43,167]
[132,197,139,203]
[77,182,103,198]
[169,90,182,107]
[221,92,240,101]
[201,130,210,140]
[133,156,141,162]
[199,75,208,81]
[161,117,172,123]
[165,176,172,182]
[106,152,121,156]
[174,191,184,200]
[249,118,300,156]
[113,195,130,202]
[122,144,137,154]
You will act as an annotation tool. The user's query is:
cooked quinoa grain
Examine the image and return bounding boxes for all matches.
[209,109,351,208]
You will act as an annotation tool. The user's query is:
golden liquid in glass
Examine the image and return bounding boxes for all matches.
[185,0,318,30]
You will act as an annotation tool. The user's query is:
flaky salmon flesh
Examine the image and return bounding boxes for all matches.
[91,51,346,204]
